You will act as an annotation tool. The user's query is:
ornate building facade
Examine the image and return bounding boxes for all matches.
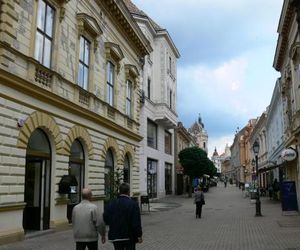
[273,0,300,209]
[124,0,180,198]
[0,0,150,243]
[188,115,208,153]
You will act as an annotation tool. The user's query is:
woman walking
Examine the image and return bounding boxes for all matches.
[194,187,205,218]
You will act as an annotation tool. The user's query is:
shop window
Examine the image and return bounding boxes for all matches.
[147,158,157,198]
[165,163,172,195]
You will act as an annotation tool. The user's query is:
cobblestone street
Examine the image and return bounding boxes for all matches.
[2,184,300,250]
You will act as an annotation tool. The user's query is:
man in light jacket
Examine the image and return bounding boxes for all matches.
[72,188,106,250]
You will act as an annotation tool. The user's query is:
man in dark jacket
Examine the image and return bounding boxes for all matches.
[103,183,142,250]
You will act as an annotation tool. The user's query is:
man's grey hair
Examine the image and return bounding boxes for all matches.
[82,188,92,200]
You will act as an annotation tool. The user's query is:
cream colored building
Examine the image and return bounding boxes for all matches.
[249,111,268,189]
[124,0,180,198]
[174,122,195,195]
[273,0,300,208]
[0,0,151,244]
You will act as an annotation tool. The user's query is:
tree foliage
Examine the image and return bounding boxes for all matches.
[178,146,217,179]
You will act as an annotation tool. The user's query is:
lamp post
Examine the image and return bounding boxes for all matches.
[252,140,262,216]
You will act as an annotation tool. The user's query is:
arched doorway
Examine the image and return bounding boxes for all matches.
[23,129,51,231]
[105,149,114,201]
[124,154,130,184]
[67,139,85,223]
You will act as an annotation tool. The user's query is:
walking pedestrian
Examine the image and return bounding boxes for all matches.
[272,178,280,200]
[194,187,205,218]
[103,183,142,250]
[224,179,227,188]
[72,188,106,250]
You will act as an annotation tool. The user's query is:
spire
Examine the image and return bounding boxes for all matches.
[213,147,219,156]
[198,113,202,124]
[198,113,204,128]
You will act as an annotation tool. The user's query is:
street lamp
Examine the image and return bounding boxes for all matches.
[252,140,262,216]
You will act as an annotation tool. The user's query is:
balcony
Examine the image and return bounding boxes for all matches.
[0,42,141,139]
[153,103,177,129]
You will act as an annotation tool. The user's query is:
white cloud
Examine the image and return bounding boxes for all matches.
[208,134,234,157]
[178,57,248,116]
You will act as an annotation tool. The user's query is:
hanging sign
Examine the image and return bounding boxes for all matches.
[281,148,297,161]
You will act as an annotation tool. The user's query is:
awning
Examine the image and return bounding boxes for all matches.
[258,163,283,173]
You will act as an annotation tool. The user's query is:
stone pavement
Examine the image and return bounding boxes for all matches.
[2,184,300,250]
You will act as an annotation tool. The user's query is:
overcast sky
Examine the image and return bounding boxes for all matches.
[132,0,283,156]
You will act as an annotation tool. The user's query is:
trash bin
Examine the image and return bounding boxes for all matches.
[250,189,257,199]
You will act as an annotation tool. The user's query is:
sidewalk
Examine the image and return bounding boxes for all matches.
[1,184,300,249]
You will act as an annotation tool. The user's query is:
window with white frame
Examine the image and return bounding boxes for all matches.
[147,78,151,99]
[169,90,172,109]
[126,80,132,117]
[78,36,90,90]
[165,130,172,154]
[35,0,55,68]
[147,119,157,149]
[107,61,115,106]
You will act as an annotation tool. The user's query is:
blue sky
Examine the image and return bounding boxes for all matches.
[132,0,283,156]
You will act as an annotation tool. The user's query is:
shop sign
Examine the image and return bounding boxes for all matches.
[281,148,297,161]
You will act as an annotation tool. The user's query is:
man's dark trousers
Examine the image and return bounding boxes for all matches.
[76,241,98,250]
[113,240,136,250]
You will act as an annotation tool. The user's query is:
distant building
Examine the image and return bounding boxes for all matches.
[211,148,221,175]
[214,144,230,177]
[174,122,195,194]
[188,114,208,152]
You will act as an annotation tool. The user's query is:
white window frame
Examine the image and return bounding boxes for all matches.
[78,36,90,90]
[126,80,132,117]
[34,0,55,68]
[107,61,115,106]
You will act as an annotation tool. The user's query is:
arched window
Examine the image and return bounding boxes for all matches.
[69,139,85,203]
[27,128,51,155]
[24,128,51,231]
[124,154,130,184]
[67,139,84,223]
[105,149,114,200]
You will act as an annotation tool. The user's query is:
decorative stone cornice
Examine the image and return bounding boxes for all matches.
[105,42,124,71]
[99,0,152,57]
[125,64,139,87]
[274,2,295,71]
[77,13,103,51]
[56,0,70,22]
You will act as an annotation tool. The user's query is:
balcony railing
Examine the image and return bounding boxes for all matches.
[20,55,139,134]
[153,103,177,129]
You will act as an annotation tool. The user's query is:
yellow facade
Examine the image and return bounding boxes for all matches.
[0,0,150,244]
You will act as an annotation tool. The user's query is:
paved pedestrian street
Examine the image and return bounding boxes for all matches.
[2,184,300,250]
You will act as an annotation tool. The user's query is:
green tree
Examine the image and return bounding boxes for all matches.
[179,147,208,178]
[178,146,216,196]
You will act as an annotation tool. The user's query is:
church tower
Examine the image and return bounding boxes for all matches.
[188,114,208,152]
